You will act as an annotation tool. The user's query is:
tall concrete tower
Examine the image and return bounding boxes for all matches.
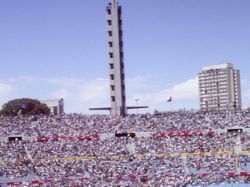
[106,0,127,116]
[89,0,148,116]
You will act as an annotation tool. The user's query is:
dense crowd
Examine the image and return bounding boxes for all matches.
[0,111,250,186]
[1,110,250,137]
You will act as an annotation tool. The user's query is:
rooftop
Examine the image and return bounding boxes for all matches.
[202,63,233,71]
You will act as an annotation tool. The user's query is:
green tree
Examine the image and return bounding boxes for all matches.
[0,98,50,116]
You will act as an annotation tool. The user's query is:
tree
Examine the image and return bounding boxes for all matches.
[0,98,50,116]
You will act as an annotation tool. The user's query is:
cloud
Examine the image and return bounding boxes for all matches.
[1,74,250,113]
[48,77,109,103]
[0,83,14,96]
[242,89,250,108]
[126,77,199,110]
[51,89,69,99]
[48,75,199,113]
[0,83,15,108]
[163,77,199,100]
[47,77,86,87]
[0,75,200,113]
[126,74,152,91]
[8,76,33,83]
[0,76,32,97]
[48,77,109,113]
[240,78,250,108]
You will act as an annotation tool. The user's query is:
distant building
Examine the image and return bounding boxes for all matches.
[198,63,241,111]
[41,98,64,114]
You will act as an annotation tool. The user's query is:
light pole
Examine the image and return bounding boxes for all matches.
[135,99,139,115]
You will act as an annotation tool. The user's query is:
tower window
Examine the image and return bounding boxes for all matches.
[107,20,112,25]
[110,74,114,80]
[109,52,113,58]
[108,31,112,36]
[111,85,115,91]
[109,63,114,69]
[108,41,113,47]
[111,96,115,102]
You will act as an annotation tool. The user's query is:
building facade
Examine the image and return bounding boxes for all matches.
[106,0,127,116]
[199,63,241,111]
[41,98,64,115]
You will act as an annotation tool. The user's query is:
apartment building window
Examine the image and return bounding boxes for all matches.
[119,30,123,36]
[120,52,124,58]
[122,84,125,90]
[121,62,124,69]
[118,7,122,15]
[107,9,111,15]
[121,73,125,80]
[120,41,123,47]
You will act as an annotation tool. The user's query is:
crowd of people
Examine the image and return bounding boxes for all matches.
[1,110,250,137]
[0,110,250,186]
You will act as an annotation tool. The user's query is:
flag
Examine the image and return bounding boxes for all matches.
[167,96,172,102]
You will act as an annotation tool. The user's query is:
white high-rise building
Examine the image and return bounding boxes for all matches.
[198,63,241,111]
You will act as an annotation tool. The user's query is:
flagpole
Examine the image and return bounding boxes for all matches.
[167,96,173,111]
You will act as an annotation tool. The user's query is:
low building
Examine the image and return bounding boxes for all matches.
[41,98,64,114]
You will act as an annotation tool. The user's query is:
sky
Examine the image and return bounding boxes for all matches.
[0,0,250,114]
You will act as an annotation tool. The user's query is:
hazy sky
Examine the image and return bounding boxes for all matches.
[0,0,250,113]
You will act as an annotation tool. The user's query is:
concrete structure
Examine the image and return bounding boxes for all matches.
[41,98,64,114]
[89,0,147,116]
[107,0,126,115]
[199,63,241,111]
